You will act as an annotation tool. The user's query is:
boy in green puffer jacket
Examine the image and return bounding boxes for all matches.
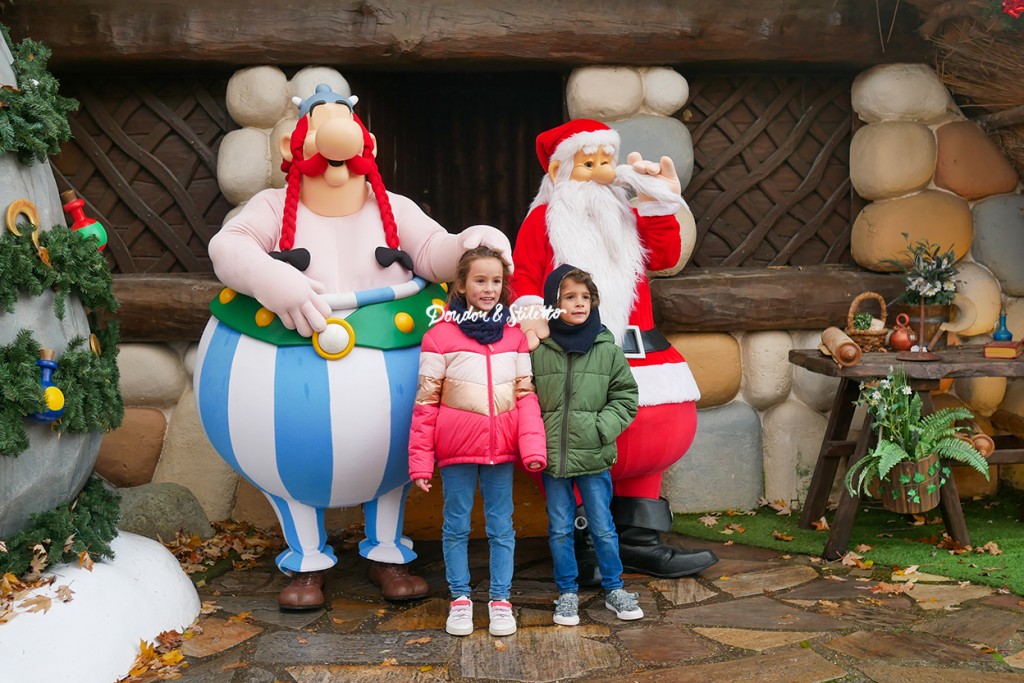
[531,264,640,626]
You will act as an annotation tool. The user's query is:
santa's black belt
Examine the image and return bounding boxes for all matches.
[620,325,671,359]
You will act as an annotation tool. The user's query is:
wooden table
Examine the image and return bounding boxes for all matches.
[789,347,1024,560]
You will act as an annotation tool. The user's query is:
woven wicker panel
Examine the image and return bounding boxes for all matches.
[51,78,234,274]
[683,74,855,268]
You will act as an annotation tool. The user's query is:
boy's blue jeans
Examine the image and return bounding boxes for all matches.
[440,462,515,601]
[543,470,624,594]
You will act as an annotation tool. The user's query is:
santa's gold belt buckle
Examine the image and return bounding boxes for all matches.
[312,317,356,360]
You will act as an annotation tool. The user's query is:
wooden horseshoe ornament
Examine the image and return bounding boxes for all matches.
[5,198,50,265]
[6,198,41,246]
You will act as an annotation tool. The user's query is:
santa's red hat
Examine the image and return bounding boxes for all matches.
[535,119,621,172]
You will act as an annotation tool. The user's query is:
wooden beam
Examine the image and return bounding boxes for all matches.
[111,266,905,342]
[110,274,222,343]
[3,0,930,69]
[651,266,905,333]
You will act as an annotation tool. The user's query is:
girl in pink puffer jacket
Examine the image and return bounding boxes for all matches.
[408,246,546,638]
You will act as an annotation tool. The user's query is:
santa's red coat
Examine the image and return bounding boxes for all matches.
[511,204,700,499]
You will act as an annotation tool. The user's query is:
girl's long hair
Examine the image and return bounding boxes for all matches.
[448,246,512,307]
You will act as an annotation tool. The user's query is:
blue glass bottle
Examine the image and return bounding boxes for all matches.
[992,311,1012,342]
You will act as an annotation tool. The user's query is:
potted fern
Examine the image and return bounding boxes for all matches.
[843,367,989,514]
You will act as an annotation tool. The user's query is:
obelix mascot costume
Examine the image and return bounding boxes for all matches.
[510,119,718,581]
[195,85,511,609]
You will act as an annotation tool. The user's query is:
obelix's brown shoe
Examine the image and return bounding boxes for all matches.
[368,561,429,601]
[278,570,326,611]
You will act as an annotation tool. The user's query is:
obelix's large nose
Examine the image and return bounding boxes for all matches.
[314,116,364,161]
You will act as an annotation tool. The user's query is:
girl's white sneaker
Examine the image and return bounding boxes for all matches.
[487,599,517,636]
[446,596,474,636]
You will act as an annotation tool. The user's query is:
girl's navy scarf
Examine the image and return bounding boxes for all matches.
[447,295,510,345]
[544,263,603,355]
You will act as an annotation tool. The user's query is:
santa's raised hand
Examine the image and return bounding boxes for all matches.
[624,151,682,202]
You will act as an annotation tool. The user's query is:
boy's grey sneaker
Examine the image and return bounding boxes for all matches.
[605,589,643,620]
[553,593,580,626]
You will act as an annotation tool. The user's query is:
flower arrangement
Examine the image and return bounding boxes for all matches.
[885,234,959,306]
[843,367,989,503]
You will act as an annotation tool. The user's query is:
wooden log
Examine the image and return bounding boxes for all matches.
[110,266,905,341]
[4,0,929,69]
[651,266,905,333]
[109,274,222,343]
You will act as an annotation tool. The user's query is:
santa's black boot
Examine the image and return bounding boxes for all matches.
[611,496,719,578]
[573,506,602,587]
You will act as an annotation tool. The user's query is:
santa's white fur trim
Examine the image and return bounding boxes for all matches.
[511,295,544,311]
[636,198,685,217]
[631,362,701,406]
[549,129,621,168]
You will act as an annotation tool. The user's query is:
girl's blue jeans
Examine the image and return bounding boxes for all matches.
[440,462,515,600]
[542,470,624,594]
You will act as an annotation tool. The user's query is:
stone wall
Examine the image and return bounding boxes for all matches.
[96,64,1023,533]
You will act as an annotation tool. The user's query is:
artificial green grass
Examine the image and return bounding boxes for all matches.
[672,487,1024,595]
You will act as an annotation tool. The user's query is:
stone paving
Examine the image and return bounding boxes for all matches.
[175,534,1024,682]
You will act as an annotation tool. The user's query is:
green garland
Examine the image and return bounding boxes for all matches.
[0,225,123,456]
[0,476,119,576]
[0,25,78,164]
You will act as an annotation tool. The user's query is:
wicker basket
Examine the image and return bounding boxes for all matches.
[845,292,888,352]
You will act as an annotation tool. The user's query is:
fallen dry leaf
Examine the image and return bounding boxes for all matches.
[200,601,219,615]
[494,641,508,651]
[854,544,874,553]
[894,565,919,576]
[78,550,94,572]
[976,541,1002,556]
[724,523,745,534]
[56,585,74,602]
[870,581,914,595]
[758,497,793,516]
[840,551,863,567]
[155,630,183,653]
[723,540,734,546]
[811,517,829,531]
[405,636,432,645]
[970,644,998,654]
[958,581,972,588]
[0,541,6,553]
[295,636,308,644]
[228,611,253,623]
[62,534,76,553]
[772,531,794,542]
[18,595,51,614]
[697,515,719,527]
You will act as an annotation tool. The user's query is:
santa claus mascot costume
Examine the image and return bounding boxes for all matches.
[510,119,718,579]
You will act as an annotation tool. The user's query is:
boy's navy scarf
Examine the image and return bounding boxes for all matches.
[544,263,603,355]
[447,295,510,345]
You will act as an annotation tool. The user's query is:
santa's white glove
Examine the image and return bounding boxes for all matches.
[458,224,514,273]
[627,152,682,197]
[248,258,332,338]
[513,303,550,351]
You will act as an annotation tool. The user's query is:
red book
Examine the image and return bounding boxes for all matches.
[983,340,1023,359]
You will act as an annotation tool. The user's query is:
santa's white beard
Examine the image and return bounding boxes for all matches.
[545,180,646,343]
